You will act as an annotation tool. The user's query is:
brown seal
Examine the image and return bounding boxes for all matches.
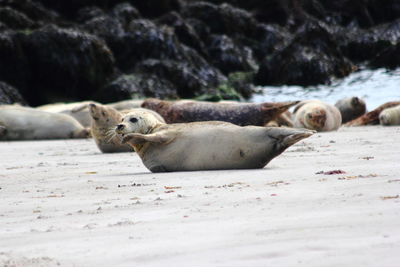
[89,103,132,153]
[115,109,315,172]
[334,97,366,123]
[293,100,342,132]
[345,101,400,126]
[141,98,299,126]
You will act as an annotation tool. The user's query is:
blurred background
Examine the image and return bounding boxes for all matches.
[1,0,399,109]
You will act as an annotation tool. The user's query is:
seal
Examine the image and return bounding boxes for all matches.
[115,109,314,172]
[293,100,342,131]
[36,101,99,128]
[0,106,89,140]
[141,98,299,126]
[89,104,165,153]
[89,103,132,153]
[334,97,366,123]
[346,101,400,126]
[106,99,144,111]
[379,104,400,125]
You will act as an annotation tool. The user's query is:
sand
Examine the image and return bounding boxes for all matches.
[0,126,399,267]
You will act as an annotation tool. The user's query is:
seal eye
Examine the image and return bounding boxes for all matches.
[130,117,138,123]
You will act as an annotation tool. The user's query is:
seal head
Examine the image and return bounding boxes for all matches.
[89,103,133,153]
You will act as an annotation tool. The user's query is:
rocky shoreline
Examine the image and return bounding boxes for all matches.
[0,0,399,106]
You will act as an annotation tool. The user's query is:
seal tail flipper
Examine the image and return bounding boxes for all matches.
[262,101,300,113]
[261,101,300,125]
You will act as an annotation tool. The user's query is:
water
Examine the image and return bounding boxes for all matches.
[251,68,400,110]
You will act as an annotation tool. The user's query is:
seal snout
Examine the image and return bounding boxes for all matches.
[282,130,315,147]
[116,124,125,132]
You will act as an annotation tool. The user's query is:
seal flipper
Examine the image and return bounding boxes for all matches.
[73,128,91,139]
[261,101,300,125]
[122,131,173,145]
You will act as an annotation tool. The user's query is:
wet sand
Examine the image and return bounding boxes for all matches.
[0,126,399,266]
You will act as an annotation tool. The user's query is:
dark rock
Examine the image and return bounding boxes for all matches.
[206,34,256,75]
[0,22,8,31]
[157,11,206,56]
[135,53,225,98]
[185,18,211,41]
[319,0,400,28]
[128,0,182,18]
[0,7,35,30]
[181,2,258,39]
[20,25,115,105]
[200,0,400,28]
[1,0,59,25]
[369,43,400,69]
[82,15,124,38]
[123,19,184,65]
[76,6,105,23]
[111,2,141,27]
[255,21,354,86]
[0,30,31,94]
[251,24,292,61]
[235,0,291,26]
[96,73,178,102]
[341,19,400,64]
[82,15,222,95]
[189,0,303,27]
[82,15,125,59]
[34,0,111,18]
[90,19,184,71]
[0,81,26,105]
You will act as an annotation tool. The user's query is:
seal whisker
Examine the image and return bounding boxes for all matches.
[105,127,117,142]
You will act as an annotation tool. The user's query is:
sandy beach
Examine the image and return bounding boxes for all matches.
[0,126,399,267]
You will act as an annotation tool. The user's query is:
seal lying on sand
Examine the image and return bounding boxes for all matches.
[335,97,366,123]
[37,101,100,128]
[89,104,165,153]
[141,98,299,126]
[293,100,342,132]
[0,107,89,140]
[379,104,400,125]
[115,109,314,172]
[106,99,144,111]
[346,101,400,126]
